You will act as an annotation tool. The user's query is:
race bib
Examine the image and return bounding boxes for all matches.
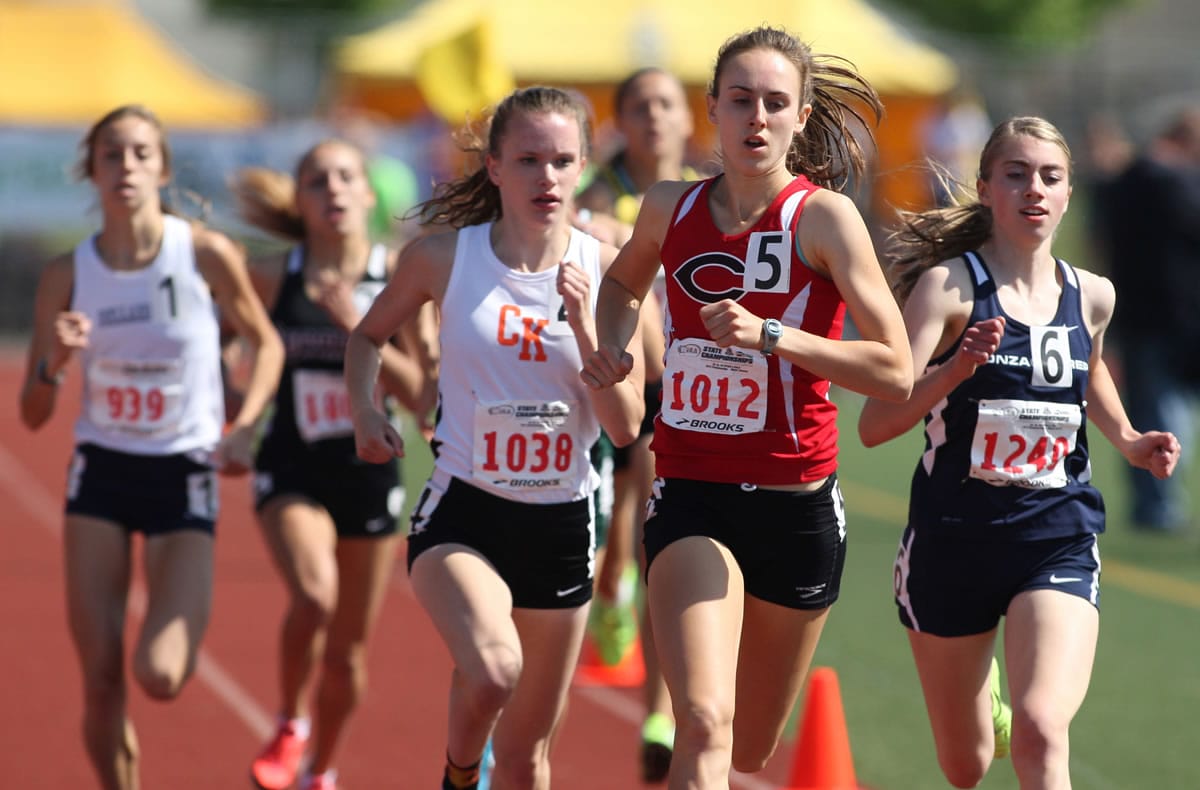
[743,230,792,294]
[472,400,580,492]
[88,357,185,437]
[969,398,1082,488]
[660,338,768,435]
[293,369,354,442]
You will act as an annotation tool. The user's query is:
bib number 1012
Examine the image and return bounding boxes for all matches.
[667,371,761,419]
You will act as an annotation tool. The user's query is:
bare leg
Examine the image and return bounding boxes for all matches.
[907,629,1000,788]
[648,537,743,790]
[307,534,399,774]
[410,546,522,777]
[257,496,340,722]
[731,598,829,772]
[64,515,139,790]
[135,529,214,700]
[1005,590,1098,790]
[489,606,589,790]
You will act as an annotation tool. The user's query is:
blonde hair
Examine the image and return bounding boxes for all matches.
[886,116,1072,305]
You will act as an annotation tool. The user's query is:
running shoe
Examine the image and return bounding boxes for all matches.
[640,712,674,783]
[587,596,638,666]
[990,657,1012,760]
[252,721,309,790]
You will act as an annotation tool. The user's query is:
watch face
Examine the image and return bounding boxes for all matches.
[762,319,782,353]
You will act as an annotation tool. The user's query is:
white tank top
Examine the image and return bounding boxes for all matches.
[433,223,602,503]
[72,215,224,456]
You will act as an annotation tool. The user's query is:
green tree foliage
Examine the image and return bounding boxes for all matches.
[880,0,1139,46]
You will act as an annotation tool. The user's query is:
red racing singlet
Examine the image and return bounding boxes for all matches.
[652,175,845,485]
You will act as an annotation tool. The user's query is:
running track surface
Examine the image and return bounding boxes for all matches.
[0,350,790,789]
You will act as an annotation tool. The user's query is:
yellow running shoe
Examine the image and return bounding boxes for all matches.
[990,657,1012,759]
[640,712,675,784]
[587,564,639,666]
[587,596,638,666]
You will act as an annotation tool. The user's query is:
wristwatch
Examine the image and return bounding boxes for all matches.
[760,318,783,355]
[36,358,65,387]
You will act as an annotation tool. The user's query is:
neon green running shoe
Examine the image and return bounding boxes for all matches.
[640,712,675,783]
[990,657,1012,760]
[587,595,638,666]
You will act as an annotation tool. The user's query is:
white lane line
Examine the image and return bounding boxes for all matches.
[0,438,63,532]
[0,439,275,741]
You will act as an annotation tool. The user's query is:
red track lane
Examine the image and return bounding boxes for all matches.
[1,350,788,789]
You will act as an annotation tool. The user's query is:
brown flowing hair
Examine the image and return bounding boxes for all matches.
[709,26,884,192]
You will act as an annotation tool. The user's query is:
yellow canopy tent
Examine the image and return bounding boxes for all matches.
[334,0,958,210]
[0,0,265,128]
[338,0,955,99]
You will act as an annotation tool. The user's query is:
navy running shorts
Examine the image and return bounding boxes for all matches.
[894,525,1101,636]
[65,442,217,535]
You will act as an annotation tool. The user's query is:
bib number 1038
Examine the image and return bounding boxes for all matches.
[481,431,573,474]
[472,400,580,490]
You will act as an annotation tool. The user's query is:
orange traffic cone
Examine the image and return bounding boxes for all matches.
[573,630,645,687]
[783,667,858,790]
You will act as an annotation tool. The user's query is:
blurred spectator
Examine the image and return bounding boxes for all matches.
[1081,114,1133,279]
[1099,107,1200,531]
[923,90,992,206]
[1085,114,1134,180]
[332,109,419,244]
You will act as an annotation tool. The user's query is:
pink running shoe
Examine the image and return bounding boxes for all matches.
[251,722,308,790]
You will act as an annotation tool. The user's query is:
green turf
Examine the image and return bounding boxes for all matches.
[822,390,1199,789]
[395,392,1199,788]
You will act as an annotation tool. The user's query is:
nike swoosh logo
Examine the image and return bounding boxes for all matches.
[556,583,586,597]
[1049,574,1083,584]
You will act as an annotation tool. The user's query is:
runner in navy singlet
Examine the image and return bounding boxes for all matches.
[860,116,1181,789]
